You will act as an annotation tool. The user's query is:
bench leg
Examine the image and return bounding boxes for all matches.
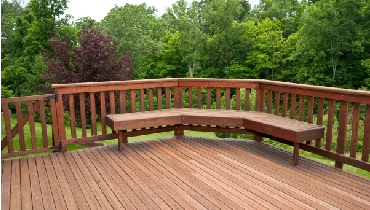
[293,143,300,166]
[253,135,264,142]
[174,126,184,136]
[118,130,127,151]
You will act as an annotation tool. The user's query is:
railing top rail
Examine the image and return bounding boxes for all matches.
[1,94,55,104]
[51,78,179,88]
[259,80,370,97]
[49,78,370,103]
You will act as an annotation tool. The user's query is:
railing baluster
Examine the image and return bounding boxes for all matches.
[100,92,107,134]
[350,103,360,158]
[3,103,13,153]
[79,93,87,137]
[315,97,324,148]
[235,88,240,110]
[140,89,145,111]
[110,91,115,114]
[27,102,37,149]
[362,104,370,162]
[206,87,211,109]
[306,96,314,145]
[282,92,288,117]
[299,95,305,121]
[39,100,48,148]
[267,90,272,114]
[90,92,97,136]
[15,102,25,151]
[335,101,348,169]
[245,88,250,111]
[157,88,162,110]
[216,87,221,109]
[225,87,230,110]
[188,87,193,108]
[274,91,280,115]
[119,90,126,113]
[148,89,153,111]
[131,89,136,113]
[174,86,182,108]
[69,94,77,138]
[166,87,171,109]
[326,99,335,151]
[290,94,296,119]
[307,96,314,123]
[197,87,202,109]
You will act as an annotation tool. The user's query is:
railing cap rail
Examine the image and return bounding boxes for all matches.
[258,79,370,97]
[51,78,179,88]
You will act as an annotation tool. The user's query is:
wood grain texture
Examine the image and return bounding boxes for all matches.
[235,88,240,110]
[69,94,77,138]
[3,137,370,210]
[290,94,296,119]
[27,102,37,149]
[362,104,370,162]
[326,99,335,151]
[315,98,324,148]
[274,91,280,115]
[335,101,348,169]
[100,92,107,134]
[188,87,193,108]
[15,102,25,151]
[90,92,97,136]
[350,103,360,158]
[79,93,86,137]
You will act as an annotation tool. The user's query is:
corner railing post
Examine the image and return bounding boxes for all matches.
[54,91,67,152]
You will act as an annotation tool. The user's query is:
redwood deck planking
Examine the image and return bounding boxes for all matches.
[2,137,370,210]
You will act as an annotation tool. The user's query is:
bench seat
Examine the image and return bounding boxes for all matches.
[106,108,325,165]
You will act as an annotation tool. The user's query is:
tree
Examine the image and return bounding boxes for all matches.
[1,0,69,96]
[294,0,370,88]
[163,0,205,78]
[245,19,286,80]
[252,0,307,37]
[43,23,133,121]
[43,23,132,86]
[100,3,164,78]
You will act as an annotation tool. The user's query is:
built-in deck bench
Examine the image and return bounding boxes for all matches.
[106,108,325,165]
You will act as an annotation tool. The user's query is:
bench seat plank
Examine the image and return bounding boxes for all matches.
[106,108,325,165]
[242,112,324,143]
[107,110,182,130]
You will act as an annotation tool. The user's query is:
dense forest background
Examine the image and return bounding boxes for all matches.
[2,0,370,98]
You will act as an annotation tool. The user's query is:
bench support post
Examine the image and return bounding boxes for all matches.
[253,135,264,141]
[293,142,300,166]
[118,130,127,151]
[174,125,184,136]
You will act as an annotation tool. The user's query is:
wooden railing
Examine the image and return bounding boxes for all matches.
[2,78,369,172]
[1,94,59,158]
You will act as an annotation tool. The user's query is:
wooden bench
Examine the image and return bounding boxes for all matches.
[106,108,325,165]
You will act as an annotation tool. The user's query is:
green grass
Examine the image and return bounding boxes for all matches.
[1,114,369,178]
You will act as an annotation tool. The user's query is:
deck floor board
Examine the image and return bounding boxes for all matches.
[2,136,370,210]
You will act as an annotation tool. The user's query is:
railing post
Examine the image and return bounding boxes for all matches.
[55,92,67,152]
[174,82,184,136]
[254,84,265,141]
[335,100,348,169]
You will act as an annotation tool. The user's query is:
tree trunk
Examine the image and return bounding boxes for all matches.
[188,63,194,78]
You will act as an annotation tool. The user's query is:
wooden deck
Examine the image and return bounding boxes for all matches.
[2,136,370,210]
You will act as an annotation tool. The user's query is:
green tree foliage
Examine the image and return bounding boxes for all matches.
[2,0,370,97]
[294,0,370,88]
[100,3,164,78]
[1,0,69,96]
